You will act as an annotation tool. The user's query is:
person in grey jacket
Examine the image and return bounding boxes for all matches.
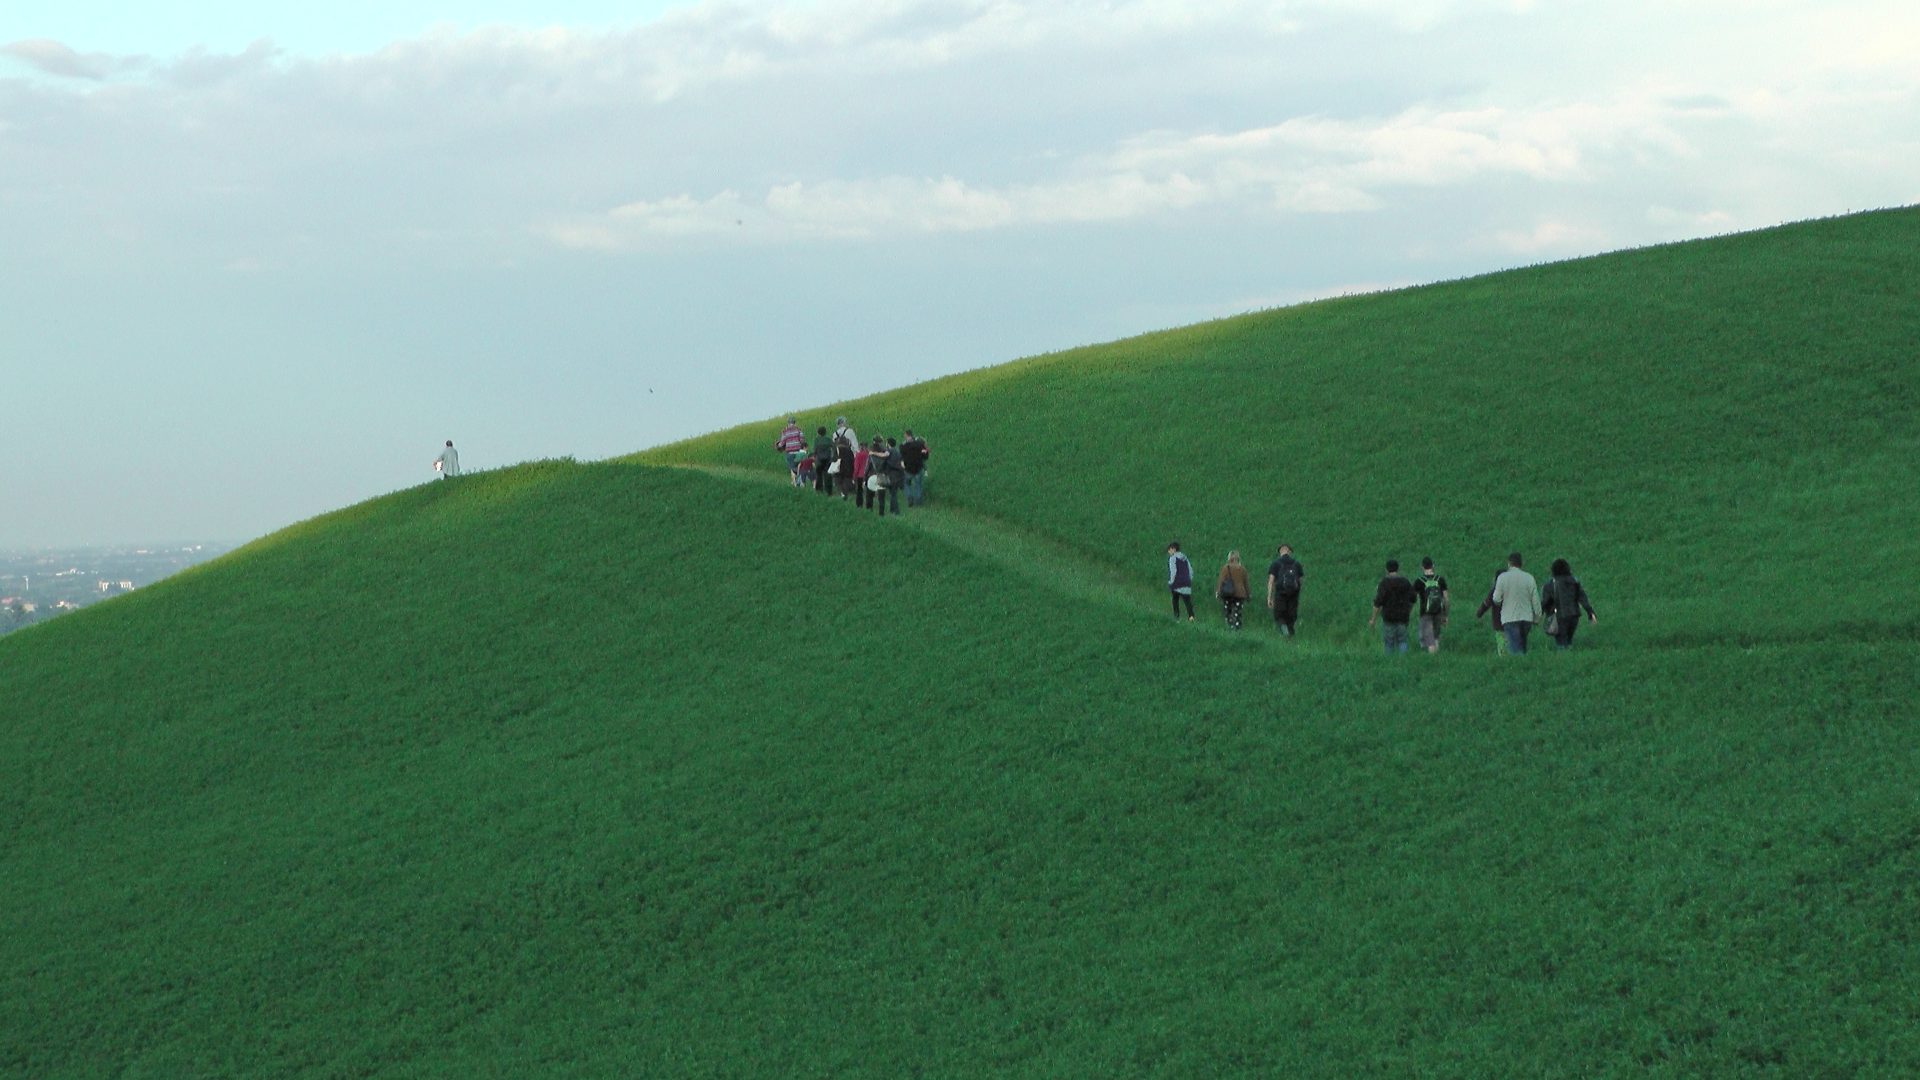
[1490,551,1542,654]
[433,440,461,479]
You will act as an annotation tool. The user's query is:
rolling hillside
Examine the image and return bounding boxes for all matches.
[3,208,1917,1076]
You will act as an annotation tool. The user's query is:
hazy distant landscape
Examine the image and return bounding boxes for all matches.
[0,544,230,634]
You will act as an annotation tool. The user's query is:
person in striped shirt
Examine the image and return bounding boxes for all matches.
[774,417,808,487]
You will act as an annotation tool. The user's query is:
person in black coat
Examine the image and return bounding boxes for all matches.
[1542,558,1598,648]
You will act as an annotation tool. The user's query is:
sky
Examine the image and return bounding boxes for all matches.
[3,1,1916,547]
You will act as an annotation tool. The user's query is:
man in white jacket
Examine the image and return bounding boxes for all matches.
[433,440,462,479]
[1490,551,1542,654]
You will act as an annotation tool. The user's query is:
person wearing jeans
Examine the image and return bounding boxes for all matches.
[1369,559,1418,654]
[900,429,930,507]
[1491,551,1543,655]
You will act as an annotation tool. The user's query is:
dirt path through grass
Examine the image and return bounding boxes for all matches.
[663,464,1441,656]
[668,464,1173,623]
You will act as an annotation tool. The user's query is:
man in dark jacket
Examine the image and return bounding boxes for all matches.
[900,429,930,507]
[810,427,835,494]
[1266,544,1304,637]
[1369,559,1418,655]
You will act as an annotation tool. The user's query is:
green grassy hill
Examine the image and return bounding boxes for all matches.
[4,209,1918,1076]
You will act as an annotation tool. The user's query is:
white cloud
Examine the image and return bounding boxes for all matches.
[2,38,129,80]
[543,91,1726,249]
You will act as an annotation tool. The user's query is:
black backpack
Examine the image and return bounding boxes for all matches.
[1275,559,1301,596]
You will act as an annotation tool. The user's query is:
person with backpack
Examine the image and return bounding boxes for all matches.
[1266,544,1304,636]
[774,417,808,487]
[832,435,856,499]
[1167,542,1195,621]
[900,429,931,507]
[1369,559,1419,655]
[811,426,835,494]
[1216,551,1251,629]
[1542,558,1598,648]
[1491,551,1543,655]
[1414,556,1449,654]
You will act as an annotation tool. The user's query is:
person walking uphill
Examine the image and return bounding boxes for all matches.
[775,417,808,487]
[866,437,894,517]
[1474,565,1508,654]
[882,436,907,516]
[1542,558,1598,648]
[1267,544,1304,636]
[900,429,930,507]
[833,435,857,500]
[1167,542,1196,621]
[811,427,835,494]
[432,440,461,479]
[1369,559,1418,654]
[1216,552,1251,629]
[1415,556,1449,654]
[1491,552,1543,655]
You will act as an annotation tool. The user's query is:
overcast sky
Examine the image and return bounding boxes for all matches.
[3,0,1915,547]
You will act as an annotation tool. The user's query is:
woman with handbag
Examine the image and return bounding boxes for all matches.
[1542,558,1598,648]
[1216,551,1251,629]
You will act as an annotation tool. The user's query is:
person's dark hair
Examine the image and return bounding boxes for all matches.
[887,437,897,447]
[1277,543,1291,554]
[1168,541,1181,552]
[1386,559,1400,573]
[817,426,827,436]
[1551,558,1571,577]
[1421,556,1434,569]
[445,440,454,447]
[1508,551,1524,567]
[904,428,914,436]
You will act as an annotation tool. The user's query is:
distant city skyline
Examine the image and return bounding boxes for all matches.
[4,0,1916,547]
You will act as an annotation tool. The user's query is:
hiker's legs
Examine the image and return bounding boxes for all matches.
[1275,593,1298,636]
[905,472,924,506]
[1504,621,1530,654]
[1382,622,1409,654]
[1554,620,1577,649]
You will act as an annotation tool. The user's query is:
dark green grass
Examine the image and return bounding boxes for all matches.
[4,464,1918,1076]
[5,210,1920,1076]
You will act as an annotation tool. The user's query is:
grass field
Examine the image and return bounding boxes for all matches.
[3,208,1918,1076]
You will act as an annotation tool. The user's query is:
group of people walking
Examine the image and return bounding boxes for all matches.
[1167,542,1306,637]
[776,417,931,516]
[1169,542,1597,655]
